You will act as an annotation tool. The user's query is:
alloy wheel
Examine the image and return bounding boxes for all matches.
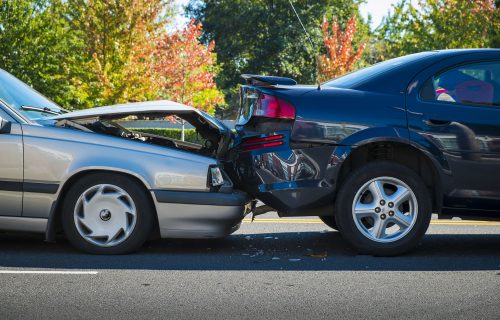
[351,176,418,243]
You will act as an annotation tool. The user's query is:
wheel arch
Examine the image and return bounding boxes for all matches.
[45,169,160,242]
[335,139,444,213]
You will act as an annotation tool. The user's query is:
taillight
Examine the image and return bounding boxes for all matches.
[241,134,285,151]
[254,94,295,119]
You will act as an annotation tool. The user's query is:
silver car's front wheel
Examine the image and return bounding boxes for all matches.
[74,184,137,247]
[62,173,154,254]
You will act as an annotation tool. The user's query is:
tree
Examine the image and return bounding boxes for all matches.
[186,0,369,116]
[318,16,366,82]
[378,0,498,60]
[0,0,176,109]
[491,0,500,47]
[0,0,85,107]
[66,0,173,108]
[154,20,225,114]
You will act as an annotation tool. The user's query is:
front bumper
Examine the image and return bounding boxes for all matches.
[152,190,252,239]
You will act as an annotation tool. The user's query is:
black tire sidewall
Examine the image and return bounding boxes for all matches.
[62,173,154,254]
[334,161,432,256]
[319,216,338,230]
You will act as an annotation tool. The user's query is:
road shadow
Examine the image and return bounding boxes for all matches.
[0,231,499,271]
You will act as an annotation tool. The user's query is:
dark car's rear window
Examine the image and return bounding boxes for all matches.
[324,51,438,89]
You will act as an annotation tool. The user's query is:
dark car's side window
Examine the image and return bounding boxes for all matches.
[420,61,500,107]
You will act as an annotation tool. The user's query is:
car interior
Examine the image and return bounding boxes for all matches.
[433,63,500,106]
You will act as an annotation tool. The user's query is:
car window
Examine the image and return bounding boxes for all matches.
[420,61,500,106]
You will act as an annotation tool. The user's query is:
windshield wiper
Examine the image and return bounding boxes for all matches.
[20,105,62,115]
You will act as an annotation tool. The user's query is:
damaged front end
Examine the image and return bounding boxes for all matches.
[51,100,233,160]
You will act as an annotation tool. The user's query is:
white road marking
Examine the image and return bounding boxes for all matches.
[0,270,98,275]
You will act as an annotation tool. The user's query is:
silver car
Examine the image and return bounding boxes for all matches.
[0,68,251,254]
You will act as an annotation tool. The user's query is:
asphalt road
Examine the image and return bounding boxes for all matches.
[0,213,499,320]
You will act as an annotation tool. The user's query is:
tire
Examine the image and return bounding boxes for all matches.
[62,172,154,254]
[319,216,338,230]
[334,161,432,256]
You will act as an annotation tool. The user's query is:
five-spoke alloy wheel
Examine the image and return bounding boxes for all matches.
[62,173,154,254]
[352,177,418,243]
[335,161,432,256]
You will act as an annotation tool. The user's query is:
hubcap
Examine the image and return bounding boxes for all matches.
[352,177,418,243]
[74,184,137,247]
[99,209,112,221]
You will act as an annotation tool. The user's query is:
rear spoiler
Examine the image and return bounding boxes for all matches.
[241,74,297,87]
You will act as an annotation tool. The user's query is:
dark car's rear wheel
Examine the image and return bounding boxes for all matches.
[62,173,154,254]
[334,161,432,256]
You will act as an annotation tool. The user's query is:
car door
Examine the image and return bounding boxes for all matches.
[408,56,500,214]
[0,106,23,217]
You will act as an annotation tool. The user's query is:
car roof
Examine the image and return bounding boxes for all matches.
[325,49,500,94]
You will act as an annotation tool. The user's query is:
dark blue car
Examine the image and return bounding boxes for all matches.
[231,49,500,256]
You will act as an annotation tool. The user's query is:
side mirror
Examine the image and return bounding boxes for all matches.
[0,117,12,134]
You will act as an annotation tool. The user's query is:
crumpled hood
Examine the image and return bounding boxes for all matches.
[50,100,228,134]
[51,100,198,121]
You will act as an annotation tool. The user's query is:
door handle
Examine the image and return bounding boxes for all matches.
[424,119,451,126]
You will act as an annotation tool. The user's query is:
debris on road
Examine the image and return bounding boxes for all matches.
[305,251,328,259]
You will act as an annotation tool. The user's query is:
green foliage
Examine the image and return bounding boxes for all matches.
[65,0,173,109]
[186,0,369,116]
[131,128,204,144]
[0,0,228,112]
[0,0,174,109]
[376,0,498,60]
[0,0,86,107]
[2,0,496,117]
[492,0,500,48]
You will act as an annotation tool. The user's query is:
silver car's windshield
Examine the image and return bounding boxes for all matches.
[0,69,64,120]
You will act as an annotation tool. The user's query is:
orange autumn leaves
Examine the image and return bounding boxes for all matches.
[155,20,224,114]
[318,16,366,82]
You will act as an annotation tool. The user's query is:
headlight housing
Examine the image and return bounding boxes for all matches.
[209,166,224,187]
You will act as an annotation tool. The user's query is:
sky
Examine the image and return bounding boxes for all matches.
[173,0,413,30]
[359,0,405,29]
